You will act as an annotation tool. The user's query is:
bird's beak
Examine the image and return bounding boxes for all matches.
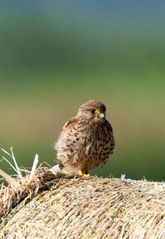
[99,113,105,118]
[95,109,105,119]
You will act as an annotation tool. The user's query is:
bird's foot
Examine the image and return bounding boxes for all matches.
[78,170,90,177]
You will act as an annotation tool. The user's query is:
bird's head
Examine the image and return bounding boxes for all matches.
[77,100,106,120]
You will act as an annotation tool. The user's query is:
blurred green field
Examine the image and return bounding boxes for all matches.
[0,5,165,181]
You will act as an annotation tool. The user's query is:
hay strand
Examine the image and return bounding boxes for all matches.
[1,147,23,183]
[29,154,39,181]
[0,169,19,190]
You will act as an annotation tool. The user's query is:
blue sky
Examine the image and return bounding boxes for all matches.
[1,0,165,30]
[1,0,165,17]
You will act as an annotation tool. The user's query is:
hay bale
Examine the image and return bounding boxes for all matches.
[0,176,164,239]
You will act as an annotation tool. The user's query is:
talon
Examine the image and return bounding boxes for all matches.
[78,170,83,176]
[78,170,90,177]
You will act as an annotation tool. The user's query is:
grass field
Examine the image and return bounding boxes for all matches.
[0,3,165,181]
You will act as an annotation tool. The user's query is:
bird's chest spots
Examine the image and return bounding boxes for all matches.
[85,125,107,155]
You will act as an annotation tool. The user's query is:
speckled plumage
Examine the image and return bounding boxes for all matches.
[55,100,115,174]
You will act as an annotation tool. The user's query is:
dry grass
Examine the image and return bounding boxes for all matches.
[0,148,164,239]
[0,174,164,239]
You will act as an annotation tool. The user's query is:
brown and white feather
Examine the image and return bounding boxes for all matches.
[55,100,115,174]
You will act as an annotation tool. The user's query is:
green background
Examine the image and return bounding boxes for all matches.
[0,1,165,181]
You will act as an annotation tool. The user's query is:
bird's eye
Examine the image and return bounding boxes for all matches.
[91,109,95,114]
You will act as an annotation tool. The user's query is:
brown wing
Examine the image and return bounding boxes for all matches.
[55,116,81,160]
[104,119,115,152]
[55,117,78,151]
[62,117,79,130]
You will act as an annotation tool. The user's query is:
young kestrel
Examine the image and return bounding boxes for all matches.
[55,100,115,175]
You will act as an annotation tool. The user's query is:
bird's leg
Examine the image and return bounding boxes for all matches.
[78,170,90,177]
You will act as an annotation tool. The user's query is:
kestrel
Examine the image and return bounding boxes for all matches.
[55,100,115,175]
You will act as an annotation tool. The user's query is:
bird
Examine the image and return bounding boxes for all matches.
[54,100,115,175]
